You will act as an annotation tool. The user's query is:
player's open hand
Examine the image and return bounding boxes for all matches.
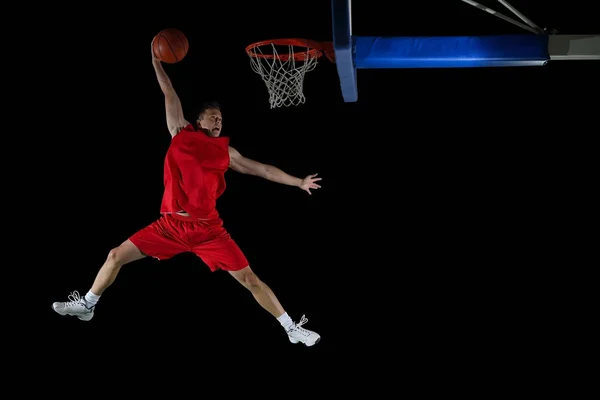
[300,173,322,195]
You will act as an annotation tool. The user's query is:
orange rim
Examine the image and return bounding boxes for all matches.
[246,38,333,62]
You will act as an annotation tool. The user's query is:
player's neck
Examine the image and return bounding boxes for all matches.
[198,128,216,138]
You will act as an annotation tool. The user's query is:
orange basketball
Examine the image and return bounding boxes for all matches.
[152,28,189,63]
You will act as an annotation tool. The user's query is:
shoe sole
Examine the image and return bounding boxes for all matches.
[290,337,321,347]
[52,305,93,321]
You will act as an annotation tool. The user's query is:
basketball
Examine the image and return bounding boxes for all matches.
[153,28,189,63]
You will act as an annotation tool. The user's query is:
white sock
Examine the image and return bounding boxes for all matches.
[84,291,101,308]
[277,312,294,331]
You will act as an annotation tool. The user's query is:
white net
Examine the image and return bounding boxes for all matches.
[248,43,320,108]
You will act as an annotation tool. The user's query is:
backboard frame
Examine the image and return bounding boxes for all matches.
[330,0,599,103]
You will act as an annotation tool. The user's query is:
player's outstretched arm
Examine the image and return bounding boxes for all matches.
[151,38,189,138]
[228,146,322,195]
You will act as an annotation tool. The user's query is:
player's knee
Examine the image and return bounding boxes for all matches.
[106,247,127,268]
[240,269,262,290]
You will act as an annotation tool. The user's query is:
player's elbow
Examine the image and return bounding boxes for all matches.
[260,166,273,180]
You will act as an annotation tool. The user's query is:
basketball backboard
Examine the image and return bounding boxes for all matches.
[246,1,599,107]
[330,0,551,103]
[331,0,357,103]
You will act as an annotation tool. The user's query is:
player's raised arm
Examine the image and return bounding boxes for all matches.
[151,38,189,138]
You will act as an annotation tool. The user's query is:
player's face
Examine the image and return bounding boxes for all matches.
[198,108,223,137]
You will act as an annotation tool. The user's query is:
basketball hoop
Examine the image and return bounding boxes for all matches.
[246,38,335,108]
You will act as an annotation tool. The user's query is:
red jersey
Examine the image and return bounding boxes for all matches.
[160,124,230,220]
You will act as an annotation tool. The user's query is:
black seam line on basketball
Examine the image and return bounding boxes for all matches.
[175,34,187,59]
[165,35,180,63]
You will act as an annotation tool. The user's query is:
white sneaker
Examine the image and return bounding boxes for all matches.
[52,290,94,321]
[287,315,320,346]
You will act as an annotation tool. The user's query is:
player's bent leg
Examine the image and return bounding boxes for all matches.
[90,239,146,296]
[229,266,321,347]
[52,240,146,321]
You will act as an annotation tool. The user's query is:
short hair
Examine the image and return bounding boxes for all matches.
[197,101,221,120]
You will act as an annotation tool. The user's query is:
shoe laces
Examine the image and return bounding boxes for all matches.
[290,315,311,335]
[65,290,85,307]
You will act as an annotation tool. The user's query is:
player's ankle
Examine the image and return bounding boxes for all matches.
[84,291,101,308]
[277,311,294,331]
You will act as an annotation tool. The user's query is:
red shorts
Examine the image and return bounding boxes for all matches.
[128,213,249,272]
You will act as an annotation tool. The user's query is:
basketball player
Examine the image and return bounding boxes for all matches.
[51,39,322,347]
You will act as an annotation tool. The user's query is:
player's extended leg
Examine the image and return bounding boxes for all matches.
[229,266,321,347]
[186,216,321,346]
[52,240,146,321]
[229,265,285,317]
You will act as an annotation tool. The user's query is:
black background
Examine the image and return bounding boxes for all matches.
[10,0,596,383]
